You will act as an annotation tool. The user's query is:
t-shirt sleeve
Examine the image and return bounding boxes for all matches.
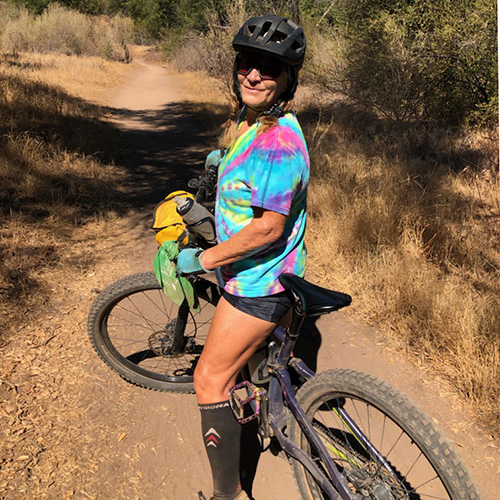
[247,126,304,216]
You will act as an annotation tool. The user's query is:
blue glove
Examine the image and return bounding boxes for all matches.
[177,248,211,276]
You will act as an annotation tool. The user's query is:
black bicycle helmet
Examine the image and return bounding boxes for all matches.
[232,15,306,113]
[232,14,306,67]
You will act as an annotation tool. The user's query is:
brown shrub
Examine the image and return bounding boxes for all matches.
[0,4,133,62]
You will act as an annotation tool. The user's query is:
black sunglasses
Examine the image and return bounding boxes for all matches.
[236,53,284,80]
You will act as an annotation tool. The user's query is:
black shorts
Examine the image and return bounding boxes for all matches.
[223,290,292,324]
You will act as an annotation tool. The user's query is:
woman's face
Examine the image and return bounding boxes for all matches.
[236,54,288,111]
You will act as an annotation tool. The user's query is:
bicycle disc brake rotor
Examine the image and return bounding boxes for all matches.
[148,317,201,357]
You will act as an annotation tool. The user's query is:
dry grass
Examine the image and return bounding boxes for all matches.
[0,51,135,343]
[0,4,133,62]
[0,50,142,499]
[9,52,132,103]
[296,96,500,427]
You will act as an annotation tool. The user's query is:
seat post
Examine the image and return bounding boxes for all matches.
[288,308,305,339]
[270,310,305,370]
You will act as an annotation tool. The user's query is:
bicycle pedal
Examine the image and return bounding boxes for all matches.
[228,380,266,424]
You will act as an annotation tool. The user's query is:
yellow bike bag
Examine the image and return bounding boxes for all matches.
[151,190,194,246]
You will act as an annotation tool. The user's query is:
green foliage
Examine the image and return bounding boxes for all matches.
[333,0,498,126]
[123,0,213,41]
[175,0,213,31]
[123,0,171,40]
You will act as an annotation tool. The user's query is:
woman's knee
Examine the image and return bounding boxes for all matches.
[193,363,207,397]
[194,360,222,402]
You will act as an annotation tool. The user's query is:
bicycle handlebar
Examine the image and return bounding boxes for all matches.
[195,164,218,204]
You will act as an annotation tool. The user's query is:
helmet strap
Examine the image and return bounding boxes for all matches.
[260,99,285,118]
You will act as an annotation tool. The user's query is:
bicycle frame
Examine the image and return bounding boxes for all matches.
[260,324,401,500]
[267,325,355,500]
[193,276,398,499]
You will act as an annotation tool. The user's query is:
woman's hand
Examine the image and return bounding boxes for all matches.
[177,248,211,275]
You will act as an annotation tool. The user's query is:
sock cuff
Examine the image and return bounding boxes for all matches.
[199,400,230,411]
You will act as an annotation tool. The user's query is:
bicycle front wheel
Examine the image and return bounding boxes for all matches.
[87,271,217,393]
[289,369,481,500]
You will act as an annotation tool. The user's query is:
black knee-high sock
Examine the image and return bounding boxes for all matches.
[199,401,241,499]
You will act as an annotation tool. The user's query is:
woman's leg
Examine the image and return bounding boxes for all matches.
[194,296,276,500]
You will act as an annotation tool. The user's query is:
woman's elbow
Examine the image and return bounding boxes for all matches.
[250,208,286,244]
[257,220,285,244]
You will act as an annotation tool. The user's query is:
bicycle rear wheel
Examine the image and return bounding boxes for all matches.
[87,271,218,392]
[289,369,481,500]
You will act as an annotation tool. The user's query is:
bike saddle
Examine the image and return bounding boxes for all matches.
[279,273,352,317]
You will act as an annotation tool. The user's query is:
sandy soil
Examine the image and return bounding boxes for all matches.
[1,54,497,500]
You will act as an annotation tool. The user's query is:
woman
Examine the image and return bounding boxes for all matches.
[177,14,309,500]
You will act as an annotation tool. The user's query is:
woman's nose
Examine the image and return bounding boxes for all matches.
[246,68,261,82]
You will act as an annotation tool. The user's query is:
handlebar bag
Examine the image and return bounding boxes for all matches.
[152,190,194,246]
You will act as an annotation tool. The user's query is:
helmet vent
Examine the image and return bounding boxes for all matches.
[272,31,287,43]
[261,21,272,39]
[292,40,302,52]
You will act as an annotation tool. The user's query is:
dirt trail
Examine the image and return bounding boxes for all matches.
[85,57,302,500]
[86,56,499,500]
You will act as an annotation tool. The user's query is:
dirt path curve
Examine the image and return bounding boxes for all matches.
[88,56,499,500]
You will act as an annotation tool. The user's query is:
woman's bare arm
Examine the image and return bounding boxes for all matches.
[200,207,286,270]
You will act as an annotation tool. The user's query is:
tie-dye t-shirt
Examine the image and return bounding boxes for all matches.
[215,109,310,297]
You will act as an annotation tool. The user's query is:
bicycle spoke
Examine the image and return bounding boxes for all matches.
[295,390,454,500]
[96,277,213,383]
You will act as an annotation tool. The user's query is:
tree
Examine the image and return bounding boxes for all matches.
[332,0,497,126]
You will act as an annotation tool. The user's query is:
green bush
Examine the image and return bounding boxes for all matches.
[332,0,497,126]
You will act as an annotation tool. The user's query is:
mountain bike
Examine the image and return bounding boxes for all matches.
[87,169,482,499]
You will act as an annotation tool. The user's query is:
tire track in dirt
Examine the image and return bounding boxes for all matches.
[87,56,499,499]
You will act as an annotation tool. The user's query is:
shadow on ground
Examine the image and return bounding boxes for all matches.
[106,101,226,212]
[0,69,226,339]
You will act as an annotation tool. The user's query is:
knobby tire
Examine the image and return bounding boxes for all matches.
[289,369,481,500]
